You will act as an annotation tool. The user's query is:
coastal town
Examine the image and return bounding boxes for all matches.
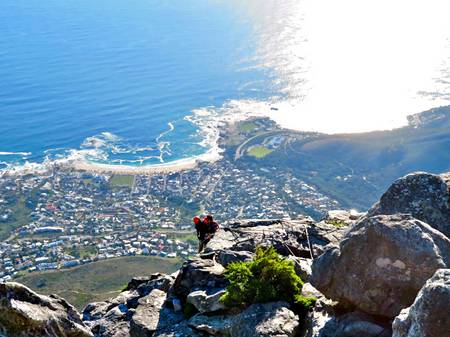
[0,118,340,283]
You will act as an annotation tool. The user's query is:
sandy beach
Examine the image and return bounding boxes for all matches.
[68,146,222,175]
[71,158,198,175]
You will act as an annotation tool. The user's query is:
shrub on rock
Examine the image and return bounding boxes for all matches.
[220,246,316,312]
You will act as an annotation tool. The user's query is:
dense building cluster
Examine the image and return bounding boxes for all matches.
[0,157,339,282]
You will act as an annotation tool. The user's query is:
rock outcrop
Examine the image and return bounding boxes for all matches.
[188,301,299,337]
[2,170,450,337]
[207,217,349,260]
[82,273,182,337]
[392,269,450,337]
[186,290,226,314]
[0,282,92,337]
[368,172,450,238]
[171,257,226,301]
[311,214,450,318]
[76,217,333,337]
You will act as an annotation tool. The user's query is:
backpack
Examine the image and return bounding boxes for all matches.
[209,221,220,233]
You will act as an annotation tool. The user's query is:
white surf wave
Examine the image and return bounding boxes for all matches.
[0,151,32,156]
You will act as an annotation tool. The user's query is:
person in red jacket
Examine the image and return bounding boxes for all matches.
[193,214,219,253]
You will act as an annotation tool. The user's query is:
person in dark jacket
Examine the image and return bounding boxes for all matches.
[193,215,219,253]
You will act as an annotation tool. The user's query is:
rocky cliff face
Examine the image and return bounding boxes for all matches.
[0,171,449,337]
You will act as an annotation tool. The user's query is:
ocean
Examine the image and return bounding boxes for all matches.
[1,0,450,170]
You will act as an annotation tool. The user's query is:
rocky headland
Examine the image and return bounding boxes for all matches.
[1,171,449,337]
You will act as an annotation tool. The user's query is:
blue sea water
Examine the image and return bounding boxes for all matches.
[3,0,450,169]
[0,0,279,169]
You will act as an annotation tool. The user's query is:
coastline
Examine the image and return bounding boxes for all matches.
[63,100,263,176]
[67,146,222,175]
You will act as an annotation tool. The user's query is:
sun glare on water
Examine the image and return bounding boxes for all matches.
[235,0,450,133]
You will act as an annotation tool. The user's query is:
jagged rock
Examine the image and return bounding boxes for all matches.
[125,275,162,291]
[299,283,337,337]
[325,210,364,225]
[368,172,450,237]
[172,258,226,300]
[90,306,132,337]
[83,294,134,337]
[392,269,450,337]
[187,289,226,313]
[85,287,185,337]
[207,217,341,259]
[92,321,131,337]
[311,214,450,318]
[111,291,137,307]
[136,275,174,297]
[129,289,166,337]
[331,311,391,337]
[208,219,312,257]
[0,282,92,337]
[83,302,111,321]
[83,274,176,337]
[83,302,134,337]
[215,249,253,267]
[307,221,347,257]
[188,314,233,336]
[188,301,299,337]
[300,291,391,337]
[153,321,207,337]
[289,256,312,282]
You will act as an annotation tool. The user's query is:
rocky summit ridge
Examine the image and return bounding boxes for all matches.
[1,171,450,337]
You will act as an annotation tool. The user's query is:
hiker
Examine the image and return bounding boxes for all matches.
[193,214,219,253]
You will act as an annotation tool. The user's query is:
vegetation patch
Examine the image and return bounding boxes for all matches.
[109,175,135,187]
[220,246,316,313]
[247,146,273,159]
[163,195,202,223]
[17,256,181,310]
[239,121,258,133]
[153,229,198,245]
[0,196,30,241]
[325,219,347,228]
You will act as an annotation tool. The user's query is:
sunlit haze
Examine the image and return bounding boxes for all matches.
[236,0,450,133]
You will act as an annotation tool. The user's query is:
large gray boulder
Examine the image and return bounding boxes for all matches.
[89,306,132,337]
[392,269,450,337]
[368,172,450,237]
[0,282,92,337]
[124,274,174,298]
[130,289,169,337]
[301,310,391,337]
[172,258,226,300]
[215,249,253,268]
[311,214,450,318]
[83,273,176,337]
[153,321,207,337]
[129,288,187,337]
[188,301,299,337]
[299,284,391,337]
[186,289,226,314]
